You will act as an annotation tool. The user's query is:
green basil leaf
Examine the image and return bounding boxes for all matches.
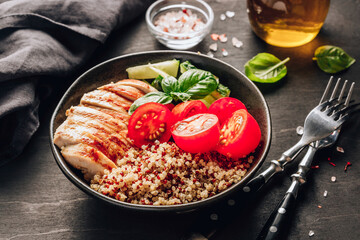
[170,92,191,102]
[244,53,290,83]
[178,69,219,99]
[180,61,197,73]
[161,76,179,94]
[151,75,163,91]
[129,92,173,115]
[313,45,356,73]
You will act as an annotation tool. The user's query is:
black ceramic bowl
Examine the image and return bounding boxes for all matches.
[50,50,271,212]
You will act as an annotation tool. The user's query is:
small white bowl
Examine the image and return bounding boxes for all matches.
[146,0,214,50]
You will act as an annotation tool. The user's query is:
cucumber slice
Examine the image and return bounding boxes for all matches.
[126,59,180,79]
[200,94,217,108]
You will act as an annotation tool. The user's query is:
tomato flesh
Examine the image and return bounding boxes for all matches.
[208,97,247,125]
[171,113,220,153]
[164,103,175,111]
[128,102,173,148]
[171,100,208,123]
[216,109,261,158]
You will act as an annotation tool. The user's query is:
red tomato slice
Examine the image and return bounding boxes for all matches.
[128,102,173,148]
[171,100,208,123]
[208,97,247,125]
[171,113,220,153]
[164,103,175,111]
[216,109,261,158]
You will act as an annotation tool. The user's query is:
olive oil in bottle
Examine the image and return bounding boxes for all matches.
[247,0,330,47]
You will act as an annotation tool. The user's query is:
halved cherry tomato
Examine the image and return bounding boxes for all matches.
[164,103,175,111]
[171,100,208,123]
[171,113,220,153]
[216,109,261,158]
[128,102,173,147]
[208,97,247,125]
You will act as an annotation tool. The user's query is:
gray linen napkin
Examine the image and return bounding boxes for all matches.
[0,0,154,165]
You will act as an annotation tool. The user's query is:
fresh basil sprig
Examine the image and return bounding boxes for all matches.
[244,53,290,83]
[129,92,172,115]
[178,69,219,99]
[313,45,355,73]
[129,68,218,114]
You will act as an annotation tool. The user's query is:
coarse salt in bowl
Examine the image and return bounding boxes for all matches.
[146,0,214,50]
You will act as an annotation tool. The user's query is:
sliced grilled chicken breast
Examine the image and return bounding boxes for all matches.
[82,105,130,124]
[98,84,145,101]
[115,79,158,93]
[81,90,131,113]
[54,79,155,181]
[54,121,127,161]
[66,113,131,146]
[66,106,128,132]
[61,143,117,181]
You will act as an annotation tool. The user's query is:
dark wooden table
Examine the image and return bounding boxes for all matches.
[1,0,359,239]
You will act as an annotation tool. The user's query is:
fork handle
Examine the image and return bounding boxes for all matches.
[256,191,297,240]
[242,175,266,196]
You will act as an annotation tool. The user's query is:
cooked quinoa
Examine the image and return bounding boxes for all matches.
[90,141,253,205]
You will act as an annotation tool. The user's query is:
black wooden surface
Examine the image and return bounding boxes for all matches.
[1,0,359,239]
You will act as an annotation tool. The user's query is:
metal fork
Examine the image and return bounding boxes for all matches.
[256,79,355,240]
[243,77,355,195]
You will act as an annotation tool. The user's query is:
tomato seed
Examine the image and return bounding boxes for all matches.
[137,120,142,125]
[135,125,141,129]
[159,127,165,133]
[160,123,165,127]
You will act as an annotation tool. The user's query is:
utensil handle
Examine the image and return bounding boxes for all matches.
[256,192,296,240]
[242,174,266,195]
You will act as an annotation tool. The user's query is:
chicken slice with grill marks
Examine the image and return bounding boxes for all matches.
[61,113,131,149]
[66,106,128,132]
[82,104,130,125]
[61,143,117,181]
[98,84,145,101]
[114,79,158,94]
[80,90,131,113]
[54,121,126,162]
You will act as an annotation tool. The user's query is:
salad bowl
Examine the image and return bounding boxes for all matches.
[50,50,271,212]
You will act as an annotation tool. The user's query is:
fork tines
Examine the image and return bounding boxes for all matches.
[319,77,356,121]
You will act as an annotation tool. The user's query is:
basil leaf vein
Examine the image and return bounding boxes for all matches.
[244,53,289,83]
[313,45,356,73]
[178,69,219,99]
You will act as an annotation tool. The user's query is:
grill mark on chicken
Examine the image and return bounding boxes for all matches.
[82,104,130,124]
[66,114,131,149]
[81,90,131,113]
[99,84,145,101]
[55,123,120,162]
[66,106,127,132]
[114,79,158,93]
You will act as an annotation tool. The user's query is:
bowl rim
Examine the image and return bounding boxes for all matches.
[50,50,272,212]
[145,0,214,38]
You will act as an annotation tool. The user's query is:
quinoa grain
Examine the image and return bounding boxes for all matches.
[90,141,253,205]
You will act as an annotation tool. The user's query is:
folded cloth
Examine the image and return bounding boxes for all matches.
[0,0,154,165]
